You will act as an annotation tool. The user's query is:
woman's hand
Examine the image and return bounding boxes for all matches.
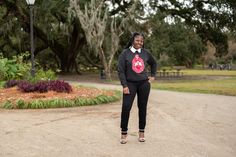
[148,76,155,83]
[123,87,130,94]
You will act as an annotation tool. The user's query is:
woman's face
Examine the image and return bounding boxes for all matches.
[133,35,144,49]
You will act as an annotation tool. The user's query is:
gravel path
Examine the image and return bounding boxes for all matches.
[0,82,236,157]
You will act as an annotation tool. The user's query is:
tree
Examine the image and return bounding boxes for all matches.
[0,0,87,73]
[146,15,205,68]
[69,0,109,77]
[149,0,236,58]
[69,0,138,80]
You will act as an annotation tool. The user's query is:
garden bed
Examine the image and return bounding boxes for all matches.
[0,86,121,109]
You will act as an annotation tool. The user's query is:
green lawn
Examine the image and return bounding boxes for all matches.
[182,69,236,76]
[152,77,236,96]
[111,69,236,96]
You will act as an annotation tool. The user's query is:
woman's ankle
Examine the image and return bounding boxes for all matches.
[121,131,127,135]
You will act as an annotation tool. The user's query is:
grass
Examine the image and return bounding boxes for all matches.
[182,69,236,76]
[1,90,122,109]
[152,77,236,96]
[110,69,236,96]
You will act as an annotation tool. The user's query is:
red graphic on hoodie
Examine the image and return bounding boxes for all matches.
[132,54,144,73]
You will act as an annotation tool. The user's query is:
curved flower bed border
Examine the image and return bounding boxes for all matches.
[0,86,121,109]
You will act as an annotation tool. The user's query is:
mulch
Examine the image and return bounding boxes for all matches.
[0,86,114,105]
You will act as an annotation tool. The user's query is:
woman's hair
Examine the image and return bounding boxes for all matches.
[124,32,145,49]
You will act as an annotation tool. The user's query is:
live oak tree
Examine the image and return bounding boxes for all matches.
[145,15,205,68]
[0,0,87,73]
[149,0,236,58]
[0,0,140,76]
[69,0,138,80]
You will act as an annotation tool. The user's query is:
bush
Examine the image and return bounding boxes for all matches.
[4,80,23,88]
[16,80,72,93]
[34,81,49,93]
[0,56,30,81]
[47,80,72,93]
[17,81,35,92]
[0,53,57,83]
[26,69,57,83]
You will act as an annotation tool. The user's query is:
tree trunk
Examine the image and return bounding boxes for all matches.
[105,65,112,81]
[201,54,206,69]
[98,46,110,80]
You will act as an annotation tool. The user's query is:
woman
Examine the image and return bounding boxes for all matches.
[118,32,157,144]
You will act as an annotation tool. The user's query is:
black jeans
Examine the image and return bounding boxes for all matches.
[120,80,150,133]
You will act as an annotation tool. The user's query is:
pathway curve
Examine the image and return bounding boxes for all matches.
[0,82,236,157]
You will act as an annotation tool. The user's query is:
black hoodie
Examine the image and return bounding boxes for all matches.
[118,48,157,87]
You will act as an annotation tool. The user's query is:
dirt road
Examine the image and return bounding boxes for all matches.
[0,82,236,157]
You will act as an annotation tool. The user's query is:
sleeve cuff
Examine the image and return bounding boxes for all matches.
[151,73,156,77]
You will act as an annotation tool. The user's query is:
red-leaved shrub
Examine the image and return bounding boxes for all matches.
[4,80,23,88]
[5,80,72,93]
